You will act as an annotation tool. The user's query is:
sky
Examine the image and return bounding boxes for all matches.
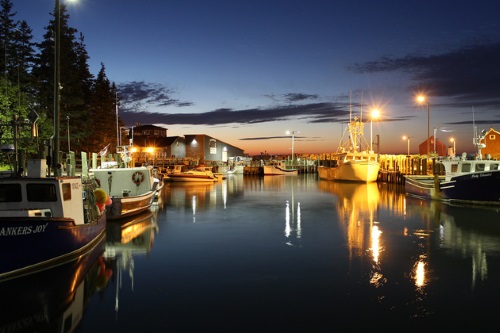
[13,0,500,156]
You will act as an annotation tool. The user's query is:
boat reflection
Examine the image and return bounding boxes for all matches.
[104,210,158,315]
[0,235,107,332]
[318,181,380,256]
[424,200,500,286]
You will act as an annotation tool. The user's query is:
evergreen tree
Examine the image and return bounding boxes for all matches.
[32,3,93,154]
[87,63,118,153]
[0,0,17,87]
[0,0,38,164]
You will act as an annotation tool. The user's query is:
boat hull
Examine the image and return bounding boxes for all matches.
[318,161,380,182]
[404,175,442,200]
[263,165,298,175]
[441,171,500,204]
[91,167,159,219]
[167,174,217,182]
[107,191,156,220]
[0,216,106,280]
[405,171,500,205]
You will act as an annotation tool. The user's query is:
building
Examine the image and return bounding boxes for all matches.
[127,125,245,164]
[419,136,447,156]
[481,128,500,159]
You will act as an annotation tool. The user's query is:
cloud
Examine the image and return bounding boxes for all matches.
[117,102,356,127]
[348,40,500,109]
[117,81,193,111]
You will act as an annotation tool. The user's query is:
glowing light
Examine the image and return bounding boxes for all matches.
[415,260,426,287]
[371,225,382,263]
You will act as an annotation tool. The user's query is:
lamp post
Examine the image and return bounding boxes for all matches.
[53,0,78,175]
[286,130,299,164]
[450,137,456,156]
[416,95,430,157]
[66,116,70,152]
[53,0,61,175]
[403,135,413,156]
[370,109,380,152]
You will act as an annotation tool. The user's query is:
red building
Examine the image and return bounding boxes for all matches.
[418,136,447,156]
[481,128,500,159]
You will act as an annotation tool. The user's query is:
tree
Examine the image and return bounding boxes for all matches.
[86,63,119,153]
[32,3,94,154]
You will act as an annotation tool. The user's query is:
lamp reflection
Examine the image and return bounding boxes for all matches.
[284,179,301,245]
[414,259,426,288]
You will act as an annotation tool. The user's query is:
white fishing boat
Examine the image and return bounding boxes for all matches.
[90,145,161,220]
[318,115,380,182]
[166,165,219,182]
[263,161,298,175]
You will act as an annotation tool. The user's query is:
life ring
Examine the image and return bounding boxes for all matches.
[132,171,145,186]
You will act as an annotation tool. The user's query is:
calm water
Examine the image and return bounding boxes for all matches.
[2,174,500,332]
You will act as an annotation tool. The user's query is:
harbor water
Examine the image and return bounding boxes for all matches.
[2,174,500,332]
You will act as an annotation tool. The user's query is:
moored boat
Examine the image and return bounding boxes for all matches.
[166,165,219,182]
[405,129,500,205]
[318,115,380,182]
[90,145,161,220]
[263,161,298,175]
[0,158,107,281]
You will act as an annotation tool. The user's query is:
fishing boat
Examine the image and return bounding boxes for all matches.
[0,116,107,281]
[166,165,220,182]
[263,161,298,175]
[318,115,380,182]
[405,128,500,205]
[90,145,161,220]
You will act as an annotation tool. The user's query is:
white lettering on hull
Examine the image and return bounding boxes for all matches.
[0,223,48,236]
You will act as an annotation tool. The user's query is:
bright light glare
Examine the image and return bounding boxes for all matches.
[415,260,426,287]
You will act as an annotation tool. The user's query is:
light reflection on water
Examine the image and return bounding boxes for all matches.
[3,174,500,332]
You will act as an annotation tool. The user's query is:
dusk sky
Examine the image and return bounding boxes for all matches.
[15,0,500,156]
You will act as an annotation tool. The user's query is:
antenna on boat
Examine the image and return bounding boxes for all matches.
[472,106,486,160]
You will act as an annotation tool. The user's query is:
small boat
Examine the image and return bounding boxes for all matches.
[405,128,500,206]
[263,161,298,175]
[317,109,380,182]
[90,145,161,220]
[227,165,244,175]
[166,165,219,182]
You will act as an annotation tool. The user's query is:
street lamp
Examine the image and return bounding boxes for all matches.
[416,95,430,157]
[53,0,62,175]
[286,130,299,164]
[402,135,414,156]
[450,137,456,156]
[53,0,77,175]
[370,109,380,152]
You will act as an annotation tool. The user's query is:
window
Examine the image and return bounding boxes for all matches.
[27,183,57,202]
[62,183,71,200]
[461,163,471,173]
[476,164,485,172]
[490,164,499,171]
[210,139,217,154]
[489,135,496,140]
[0,184,22,202]
[451,164,458,172]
